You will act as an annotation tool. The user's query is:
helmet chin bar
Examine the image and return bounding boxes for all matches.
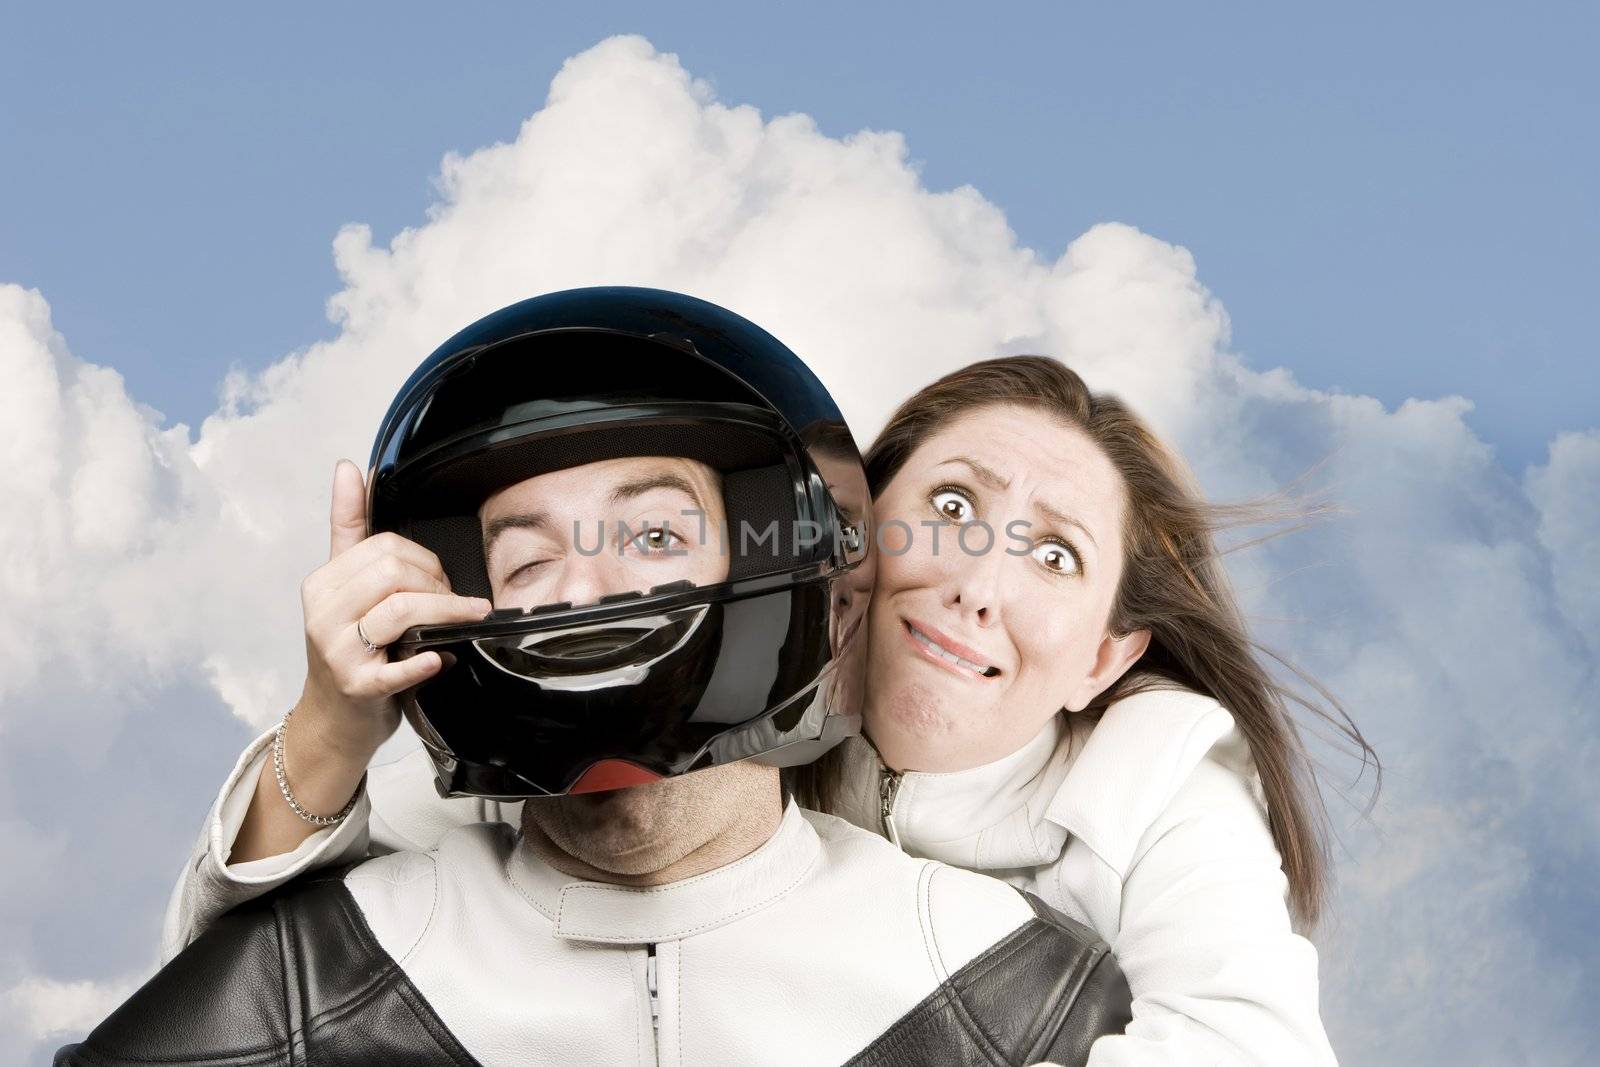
[401,582,850,799]
[472,605,710,693]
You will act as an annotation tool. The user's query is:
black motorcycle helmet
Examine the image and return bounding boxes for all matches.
[367,287,873,799]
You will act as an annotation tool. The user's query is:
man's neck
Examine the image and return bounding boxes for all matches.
[520,773,787,887]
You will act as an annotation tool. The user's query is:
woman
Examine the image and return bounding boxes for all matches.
[165,356,1367,1065]
[798,356,1371,1063]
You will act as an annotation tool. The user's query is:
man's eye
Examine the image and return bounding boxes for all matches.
[930,487,974,523]
[626,523,685,554]
[1031,539,1081,576]
[505,559,550,582]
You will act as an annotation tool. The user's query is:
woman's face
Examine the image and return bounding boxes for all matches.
[863,404,1149,772]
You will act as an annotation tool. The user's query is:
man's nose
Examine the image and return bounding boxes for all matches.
[549,550,616,607]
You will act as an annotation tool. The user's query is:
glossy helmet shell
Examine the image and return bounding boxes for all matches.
[366,287,872,798]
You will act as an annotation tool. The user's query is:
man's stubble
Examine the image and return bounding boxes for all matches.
[519,761,784,885]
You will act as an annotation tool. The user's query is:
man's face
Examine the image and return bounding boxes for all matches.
[479,455,728,611]
[476,456,776,881]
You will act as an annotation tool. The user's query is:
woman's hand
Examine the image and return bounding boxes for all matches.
[231,459,492,864]
[297,458,493,760]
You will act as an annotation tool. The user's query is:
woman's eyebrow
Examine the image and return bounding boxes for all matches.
[937,457,1096,549]
[1034,499,1097,549]
[936,456,1010,491]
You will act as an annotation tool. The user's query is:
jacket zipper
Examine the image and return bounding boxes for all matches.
[645,942,661,1039]
[879,766,903,847]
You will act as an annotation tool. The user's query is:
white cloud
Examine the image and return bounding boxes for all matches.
[0,33,1594,1065]
[1528,429,1600,647]
[5,972,147,1041]
[0,286,192,708]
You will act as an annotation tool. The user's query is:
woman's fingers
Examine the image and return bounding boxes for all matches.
[306,592,485,706]
[318,555,452,627]
[328,460,369,562]
[333,594,487,703]
[371,650,447,695]
[295,460,486,756]
[356,590,495,650]
[317,530,454,597]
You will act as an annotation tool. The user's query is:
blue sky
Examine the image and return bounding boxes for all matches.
[2,6,1597,1065]
[3,2,1594,470]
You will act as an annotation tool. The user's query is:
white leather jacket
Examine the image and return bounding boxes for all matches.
[103,736,1130,1066]
[162,683,1336,1066]
[827,686,1339,1067]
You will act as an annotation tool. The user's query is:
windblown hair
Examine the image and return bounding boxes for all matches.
[799,355,1377,929]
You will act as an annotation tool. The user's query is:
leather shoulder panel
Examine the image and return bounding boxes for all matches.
[845,892,1131,1067]
[55,867,480,1066]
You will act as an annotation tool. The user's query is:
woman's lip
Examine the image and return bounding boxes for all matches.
[904,617,994,665]
[900,618,1001,679]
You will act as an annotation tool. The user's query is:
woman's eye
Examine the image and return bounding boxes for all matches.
[930,487,974,523]
[1031,540,1081,576]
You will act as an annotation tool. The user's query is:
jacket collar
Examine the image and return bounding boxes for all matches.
[839,682,1240,878]
[835,717,1074,870]
[505,800,818,943]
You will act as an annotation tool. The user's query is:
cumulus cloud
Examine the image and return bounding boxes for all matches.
[1528,430,1600,647]
[0,286,195,709]
[0,33,1593,1064]
[4,973,145,1043]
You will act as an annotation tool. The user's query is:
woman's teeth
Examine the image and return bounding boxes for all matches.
[909,625,999,677]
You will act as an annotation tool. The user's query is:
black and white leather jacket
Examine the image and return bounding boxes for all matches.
[60,804,1130,1066]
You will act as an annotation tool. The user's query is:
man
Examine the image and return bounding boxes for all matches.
[59,288,1130,1066]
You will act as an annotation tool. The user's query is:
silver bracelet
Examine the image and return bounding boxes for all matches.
[273,706,363,827]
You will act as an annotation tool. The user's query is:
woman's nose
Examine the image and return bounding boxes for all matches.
[940,526,1005,626]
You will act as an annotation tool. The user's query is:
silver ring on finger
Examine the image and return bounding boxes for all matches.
[356,617,384,656]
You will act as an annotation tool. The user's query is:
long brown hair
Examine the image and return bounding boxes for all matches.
[810,355,1377,929]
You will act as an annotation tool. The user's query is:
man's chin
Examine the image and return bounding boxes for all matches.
[523,759,774,882]
[562,817,704,879]
[527,774,703,872]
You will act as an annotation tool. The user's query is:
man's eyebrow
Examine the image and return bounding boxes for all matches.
[936,456,1011,492]
[608,471,705,511]
[482,510,549,555]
